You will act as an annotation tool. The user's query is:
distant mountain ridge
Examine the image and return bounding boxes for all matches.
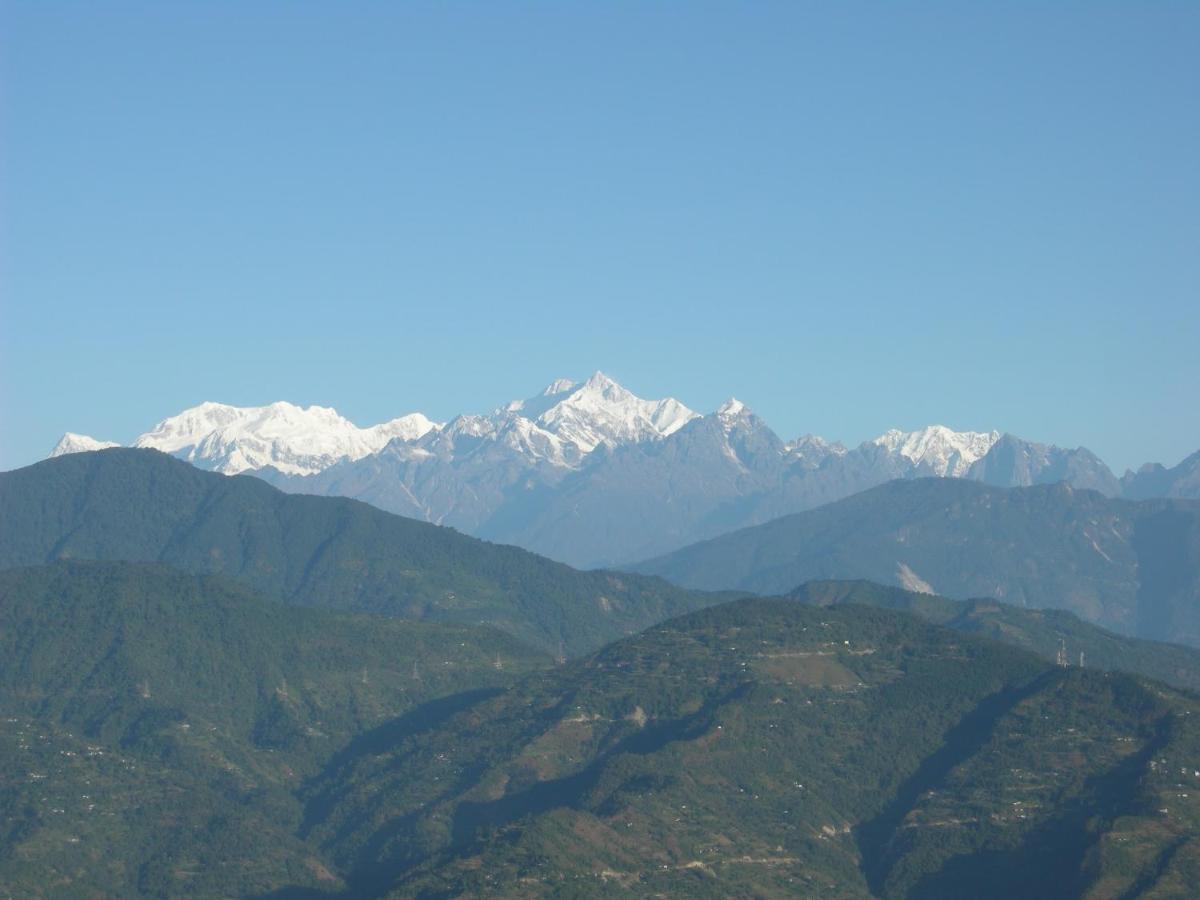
[630,478,1200,647]
[47,371,1190,566]
[1122,448,1200,500]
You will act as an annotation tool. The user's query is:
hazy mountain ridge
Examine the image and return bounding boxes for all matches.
[632,478,1200,647]
[1123,449,1200,500]
[50,372,1175,568]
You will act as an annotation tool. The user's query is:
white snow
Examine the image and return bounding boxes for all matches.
[542,378,578,396]
[132,401,440,476]
[717,398,747,418]
[871,425,1001,477]
[786,434,847,457]
[509,371,699,454]
[49,433,120,457]
[49,377,1013,490]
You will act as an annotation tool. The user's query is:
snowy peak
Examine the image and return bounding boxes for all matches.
[366,413,440,446]
[712,398,769,440]
[49,433,119,457]
[422,411,578,467]
[871,425,1001,477]
[132,401,440,476]
[717,398,747,418]
[785,434,848,469]
[542,378,579,396]
[502,378,581,421]
[511,371,698,453]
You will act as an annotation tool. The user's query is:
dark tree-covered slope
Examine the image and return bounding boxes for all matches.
[292,598,1200,898]
[5,565,1200,897]
[0,560,546,898]
[0,448,726,655]
[631,478,1200,646]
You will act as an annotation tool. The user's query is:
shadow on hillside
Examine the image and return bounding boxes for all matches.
[1133,509,1198,643]
[338,680,753,898]
[298,686,508,841]
[855,670,1056,894]
[907,711,1174,898]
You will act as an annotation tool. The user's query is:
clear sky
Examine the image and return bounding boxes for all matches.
[2,2,1197,473]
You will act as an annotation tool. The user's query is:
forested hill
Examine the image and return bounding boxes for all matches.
[0,448,726,655]
[0,560,546,897]
[296,597,1200,898]
[788,579,1200,693]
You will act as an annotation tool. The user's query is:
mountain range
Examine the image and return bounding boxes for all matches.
[5,452,1200,896]
[49,372,1194,568]
[632,478,1200,647]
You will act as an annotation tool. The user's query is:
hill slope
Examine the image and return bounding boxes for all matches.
[0,560,545,898]
[631,478,1200,646]
[0,449,724,655]
[789,580,1200,693]
[294,598,1200,898]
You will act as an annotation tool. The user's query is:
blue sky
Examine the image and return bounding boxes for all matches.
[2,2,1197,473]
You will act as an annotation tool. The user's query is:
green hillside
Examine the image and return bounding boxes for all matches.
[295,598,1200,898]
[631,478,1200,646]
[0,561,546,897]
[0,449,726,655]
[4,565,1199,897]
[790,579,1200,693]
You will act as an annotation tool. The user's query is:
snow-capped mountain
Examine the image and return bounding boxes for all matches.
[129,401,440,476]
[49,433,120,457]
[46,373,696,480]
[52,402,435,477]
[870,426,1001,477]
[784,434,848,470]
[505,372,698,452]
[52,370,1184,568]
